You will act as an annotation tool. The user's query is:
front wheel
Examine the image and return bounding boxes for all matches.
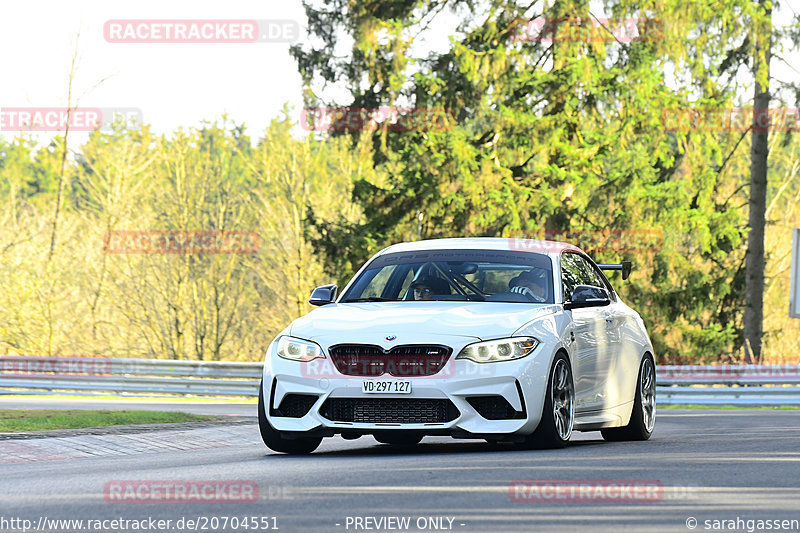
[258,380,322,454]
[523,353,574,449]
[602,355,656,442]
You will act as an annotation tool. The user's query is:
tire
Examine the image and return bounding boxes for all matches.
[602,355,656,442]
[374,432,423,446]
[258,380,322,454]
[523,353,574,449]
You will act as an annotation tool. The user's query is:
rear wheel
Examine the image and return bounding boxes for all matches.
[374,432,423,446]
[523,353,574,449]
[258,380,322,454]
[602,355,656,442]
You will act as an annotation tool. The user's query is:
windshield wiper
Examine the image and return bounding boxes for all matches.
[342,297,395,302]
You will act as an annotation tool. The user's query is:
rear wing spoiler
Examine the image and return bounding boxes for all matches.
[597,261,632,281]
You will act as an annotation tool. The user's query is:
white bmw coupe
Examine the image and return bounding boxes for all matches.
[259,237,656,454]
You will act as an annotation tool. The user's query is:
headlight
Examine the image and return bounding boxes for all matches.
[456,337,539,363]
[276,336,325,362]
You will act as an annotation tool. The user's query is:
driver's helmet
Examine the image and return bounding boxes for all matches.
[410,276,451,295]
[509,269,548,297]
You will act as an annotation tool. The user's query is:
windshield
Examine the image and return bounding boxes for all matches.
[341,249,554,304]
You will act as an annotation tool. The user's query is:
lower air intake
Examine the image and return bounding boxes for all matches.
[320,398,459,424]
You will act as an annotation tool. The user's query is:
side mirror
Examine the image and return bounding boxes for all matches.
[309,284,338,306]
[565,285,610,310]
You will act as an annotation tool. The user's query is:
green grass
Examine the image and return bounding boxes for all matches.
[660,404,800,410]
[0,394,253,403]
[0,409,220,432]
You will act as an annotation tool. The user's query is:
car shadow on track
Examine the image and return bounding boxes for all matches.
[260,437,607,458]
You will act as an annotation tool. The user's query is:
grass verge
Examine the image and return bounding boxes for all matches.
[0,394,252,402]
[0,409,219,432]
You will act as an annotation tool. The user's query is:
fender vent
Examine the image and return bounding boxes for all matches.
[467,395,525,420]
[272,394,318,418]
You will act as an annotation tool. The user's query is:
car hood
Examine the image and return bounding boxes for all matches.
[289,301,561,348]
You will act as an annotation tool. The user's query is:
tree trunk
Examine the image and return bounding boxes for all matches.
[744,0,772,363]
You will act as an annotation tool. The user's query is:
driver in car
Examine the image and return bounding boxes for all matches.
[410,277,449,301]
[509,270,548,302]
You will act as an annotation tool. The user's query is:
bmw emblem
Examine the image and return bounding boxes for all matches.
[385,335,396,341]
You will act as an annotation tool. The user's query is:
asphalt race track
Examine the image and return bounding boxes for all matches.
[1,408,799,533]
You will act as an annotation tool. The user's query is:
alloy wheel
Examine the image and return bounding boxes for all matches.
[551,358,575,441]
[640,358,656,433]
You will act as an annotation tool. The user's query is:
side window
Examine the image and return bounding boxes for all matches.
[560,254,585,300]
[575,255,605,288]
[575,255,616,299]
[561,253,607,300]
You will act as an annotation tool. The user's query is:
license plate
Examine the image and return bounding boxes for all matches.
[361,380,412,394]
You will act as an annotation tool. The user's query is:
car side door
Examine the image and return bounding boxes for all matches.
[561,252,609,413]
[578,255,627,408]
[586,260,645,409]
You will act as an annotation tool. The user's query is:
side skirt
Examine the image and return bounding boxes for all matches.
[574,400,633,431]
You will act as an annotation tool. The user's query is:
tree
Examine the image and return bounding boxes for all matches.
[292,0,767,361]
[743,0,771,363]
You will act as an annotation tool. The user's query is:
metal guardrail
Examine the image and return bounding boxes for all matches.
[0,356,262,397]
[655,364,800,385]
[1,357,800,405]
[656,364,800,406]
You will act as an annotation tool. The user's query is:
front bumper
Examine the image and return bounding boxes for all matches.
[262,349,551,438]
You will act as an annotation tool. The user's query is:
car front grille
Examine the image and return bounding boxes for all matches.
[320,398,460,424]
[328,344,452,377]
